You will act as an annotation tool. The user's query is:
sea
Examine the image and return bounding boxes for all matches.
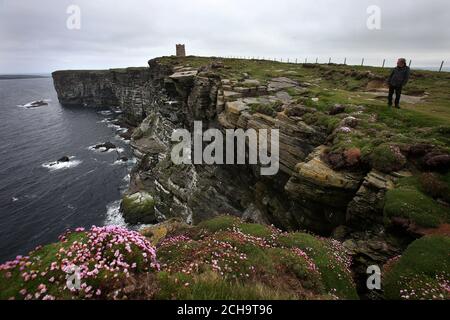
[0,77,135,263]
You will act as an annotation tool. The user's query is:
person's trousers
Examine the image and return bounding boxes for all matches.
[388,85,403,107]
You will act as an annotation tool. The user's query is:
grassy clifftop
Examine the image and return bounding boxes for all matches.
[157,56,450,126]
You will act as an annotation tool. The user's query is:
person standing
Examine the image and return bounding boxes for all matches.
[387,58,410,108]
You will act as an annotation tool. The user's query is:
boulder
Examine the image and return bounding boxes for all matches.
[285,146,363,207]
[408,143,435,157]
[169,70,198,81]
[267,77,299,92]
[346,170,395,229]
[94,142,117,152]
[371,144,407,173]
[341,116,358,128]
[424,153,450,172]
[285,105,315,117]
[28,100,49,108]
[57,156,70,163]
[121,192,156,225]
[329,104,346,115]
[140,218,191,245]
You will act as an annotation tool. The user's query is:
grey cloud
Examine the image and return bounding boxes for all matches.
[0,0,449,73]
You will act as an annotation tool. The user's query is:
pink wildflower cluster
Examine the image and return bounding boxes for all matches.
[0,225,159,300]
[383,255,402,273]
[159,235,253,280]
[208,239,250,278]
[399,273,450,300]
[58,226,159,281]
[326,239,353,276]
[0,255,30,272]
[291,248,319,273]
[231,227,277,248]
[160,235,191,247]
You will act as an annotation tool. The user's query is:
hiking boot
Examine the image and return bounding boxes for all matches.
[395,105,401,109]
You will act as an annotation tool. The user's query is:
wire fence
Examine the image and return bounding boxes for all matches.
[223,55,447,72]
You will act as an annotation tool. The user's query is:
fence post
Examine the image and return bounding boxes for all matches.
[409,60,412,68]
[382,59,386,68]
[305,58,308,64]
[344,58,347,65]
[315,57,318,64]
[295,58,298,64]
[361,58,365,66]
[329,58,331,64]
[439,61,445,72]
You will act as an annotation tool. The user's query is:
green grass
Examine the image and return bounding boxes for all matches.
[0,232,87,300]
[197,215,239,233]
[384,178,450,228]
[277,233,358,300]
[155,271,296,300]
[248,101,282,117]
[370,144,406,173]
[383,235,450,300]
[160,215,358,300]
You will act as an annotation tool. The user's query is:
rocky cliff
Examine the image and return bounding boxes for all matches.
[52,59,356,233]
[52,57,450,296]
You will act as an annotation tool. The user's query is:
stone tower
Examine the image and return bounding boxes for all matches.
[176,44,186,57]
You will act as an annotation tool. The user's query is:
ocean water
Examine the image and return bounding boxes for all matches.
[0,77,135,262]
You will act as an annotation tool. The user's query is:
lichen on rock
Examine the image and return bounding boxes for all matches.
[121,192,156,224]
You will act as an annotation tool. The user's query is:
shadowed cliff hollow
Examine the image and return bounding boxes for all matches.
[47,56,450,298]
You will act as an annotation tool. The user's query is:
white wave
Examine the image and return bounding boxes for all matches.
[112,159,127,166]
[115,135,131,143]
[117,127,128,133]
[12,197,19,202]
[106,123,121,130]
[41,157,82,172]
[18,99,51,108]
[98,118,114,124]
[88,145,123,153]
[98,110,113,116]
[104,200,127,227]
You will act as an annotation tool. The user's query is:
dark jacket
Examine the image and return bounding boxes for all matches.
[388,66,410,87]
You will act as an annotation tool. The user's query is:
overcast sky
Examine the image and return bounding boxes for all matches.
[0,0,449,73]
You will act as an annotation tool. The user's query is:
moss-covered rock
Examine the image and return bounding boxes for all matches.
[384,180,449,228]
[383,235,450,300]
[277,233,358,299]
[370,144,407,173]
[121,192,156,224]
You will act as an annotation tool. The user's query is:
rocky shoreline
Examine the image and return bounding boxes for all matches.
[50,57,450,298]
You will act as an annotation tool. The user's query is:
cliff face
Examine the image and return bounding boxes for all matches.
[52,63,171,125]
[51,59,376,234]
